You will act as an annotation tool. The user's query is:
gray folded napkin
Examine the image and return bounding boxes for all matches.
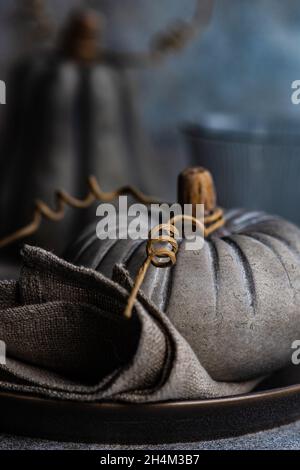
[0,246,259,402]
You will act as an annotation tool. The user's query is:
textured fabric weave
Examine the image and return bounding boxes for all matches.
[0,246,258,402]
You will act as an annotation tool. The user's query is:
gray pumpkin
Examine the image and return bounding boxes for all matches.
[66,167,300,382]
[0,11,149,253]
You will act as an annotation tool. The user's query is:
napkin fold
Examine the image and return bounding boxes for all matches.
[0,246,259,402]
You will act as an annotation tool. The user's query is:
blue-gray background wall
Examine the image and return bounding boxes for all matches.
[1,1,300,129]
[1,0,300,196]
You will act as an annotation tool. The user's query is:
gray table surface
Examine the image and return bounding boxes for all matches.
[0,421,300,450]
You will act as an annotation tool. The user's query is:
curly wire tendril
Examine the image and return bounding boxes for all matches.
[124,208,224,319]
[0,176,159,250]
[13,0,55,41]
[151,0,214,56]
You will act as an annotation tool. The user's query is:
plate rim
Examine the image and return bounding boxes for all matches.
[1,381,300,444]
[0,380,299,410]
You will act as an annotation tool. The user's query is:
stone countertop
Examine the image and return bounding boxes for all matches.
[0,421,300,450]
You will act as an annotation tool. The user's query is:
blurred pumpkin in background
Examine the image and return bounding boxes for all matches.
[0,0,213,253]
[0,8,151,253]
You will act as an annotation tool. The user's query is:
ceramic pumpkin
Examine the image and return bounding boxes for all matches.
[66,167,300,383]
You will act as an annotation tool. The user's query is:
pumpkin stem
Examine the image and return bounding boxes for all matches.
[178,167,217,218]
[59,10,103,62]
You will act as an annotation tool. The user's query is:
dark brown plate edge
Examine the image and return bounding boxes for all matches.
[0,382,299,445]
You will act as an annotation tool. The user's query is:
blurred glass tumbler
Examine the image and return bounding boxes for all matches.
[184,114,300,225]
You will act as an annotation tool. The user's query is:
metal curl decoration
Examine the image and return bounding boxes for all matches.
[124,208,224,319]
[0,176,159,250]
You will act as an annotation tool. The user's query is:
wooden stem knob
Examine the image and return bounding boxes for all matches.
[59,10,102,62]
[178,167,217,217]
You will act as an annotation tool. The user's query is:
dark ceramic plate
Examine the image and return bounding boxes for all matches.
[0,365,300,444]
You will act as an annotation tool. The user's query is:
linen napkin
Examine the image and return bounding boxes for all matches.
[0,246,259,402]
